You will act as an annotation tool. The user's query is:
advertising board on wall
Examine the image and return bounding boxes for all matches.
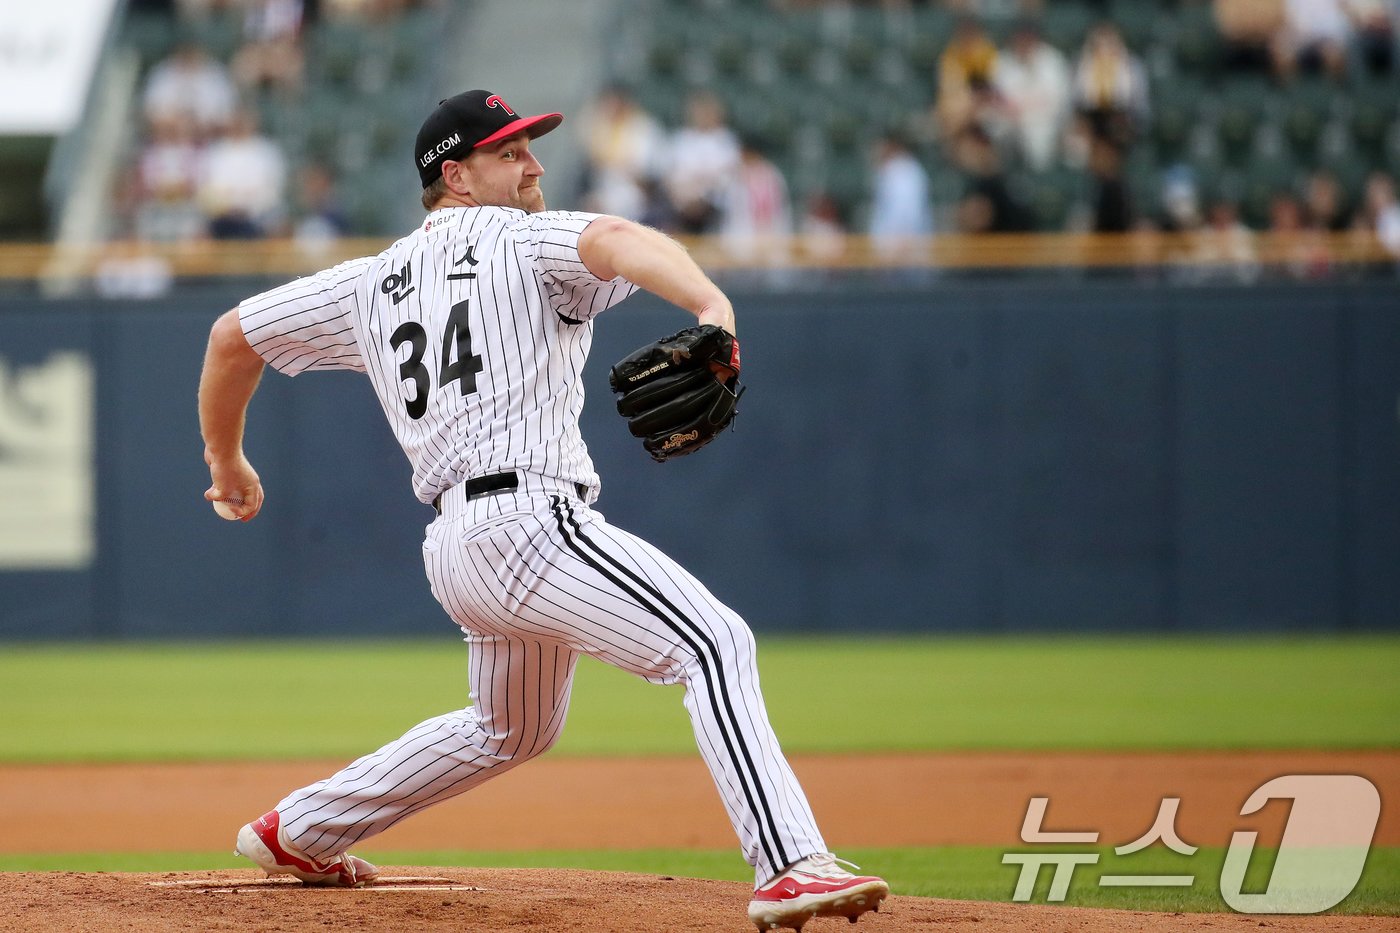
[0,2,119,135]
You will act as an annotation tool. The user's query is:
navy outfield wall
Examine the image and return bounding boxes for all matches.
[0,276,1396,639]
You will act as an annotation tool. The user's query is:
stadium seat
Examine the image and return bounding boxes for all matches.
[1237,177,1277,228]
[1124,151,1162,216]
[842,35,880,82]
[824,111,863,157]
[1248,145,1301,193]
[646,35,685,81]
[1150,77,1205,164]
[775,33,816,81]
[386,40,426,87]
[728,94,797,157]
[823,155,870,217]
[187,12,242,61]
[908,4,955,54]
[1328,150,1373,211]
[1172,4,1222,76]
[1347,82,1397,159]
[311,22,370,91]
[1215,81,1270,165]
[903,7,951,77]
[1281,81,1336,160]
[1106,0,1160,54]
[390,7,442,51]
[123,13,177,68]
[1039,3,1096,56]
[709,33,750,81]
[1024,168,1084,232]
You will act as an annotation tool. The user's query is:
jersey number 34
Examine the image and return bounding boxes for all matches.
[388,299,483,420]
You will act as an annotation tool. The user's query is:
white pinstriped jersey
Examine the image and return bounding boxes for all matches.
[238,207,636,503]
[237,206,836,892]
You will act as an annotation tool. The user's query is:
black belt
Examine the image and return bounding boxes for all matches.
[432,472,586,514]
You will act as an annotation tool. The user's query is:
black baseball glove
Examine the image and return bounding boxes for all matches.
[608,324,745,462]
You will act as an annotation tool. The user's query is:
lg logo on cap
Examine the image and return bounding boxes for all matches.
[485,95,515,116]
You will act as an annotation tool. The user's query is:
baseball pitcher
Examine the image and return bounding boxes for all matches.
[197,89,886,931]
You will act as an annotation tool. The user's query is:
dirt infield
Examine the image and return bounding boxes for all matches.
[2,750,1396,853]
[2,869,1395,933]
[2,750,1396,931]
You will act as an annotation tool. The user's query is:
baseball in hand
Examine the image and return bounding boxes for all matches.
[212,497,243,521]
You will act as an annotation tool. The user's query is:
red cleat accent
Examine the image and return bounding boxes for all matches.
[235,810,378,888]
[748,854,888,931]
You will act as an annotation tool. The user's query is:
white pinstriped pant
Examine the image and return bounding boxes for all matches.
[274,477,826,884]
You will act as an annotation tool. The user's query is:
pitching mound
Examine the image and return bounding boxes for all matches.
[1,868,1389,933]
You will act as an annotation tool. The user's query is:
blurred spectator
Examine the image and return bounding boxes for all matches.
[1086,136,1133,232]
[636,177,679,233]
[291,164,350,252]
[1280,0,1352,80]
[1303,168,1351,231]
[1156,164,1203,233]
[719,138,793,264]
[1268,190,1333,277]
[1197,198,1261,282]
[869,133,932,256]
[1270,190,1307,232]
[991,18,1072,172]
[951,127,1030,232]
[142,42,238,137]
[232,0,306,92]
[934,16,999,145]
[132,119,206,242]
[196,108,287,238]
[577,86,667,221]
[1215,0,1287,76]
[1355,171,1400,257]
[138,119,202,204]
[662,91,741,234]
[1153,166,1203,269]
[93,241,175,300]
[1071,22,1149,153]
[1344,0,1395,74]
[798,192,848,264]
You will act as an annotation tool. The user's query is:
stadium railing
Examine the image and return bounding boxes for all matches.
[0,232,1393,283]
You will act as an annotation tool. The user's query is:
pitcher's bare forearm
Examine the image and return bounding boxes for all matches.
[577,217,736,334]
[198,309,267,520]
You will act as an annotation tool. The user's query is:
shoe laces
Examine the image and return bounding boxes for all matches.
[795,852,861,876]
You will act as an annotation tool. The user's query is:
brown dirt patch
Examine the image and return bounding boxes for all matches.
[1,868,1395,933]
[1,750,1396,854]
[2,751,1396,931]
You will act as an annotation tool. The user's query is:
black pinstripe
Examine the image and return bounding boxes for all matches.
[271,486,826,879]
[547,497,790,872]
[284,628,576,859]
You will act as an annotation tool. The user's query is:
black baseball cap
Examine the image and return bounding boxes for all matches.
[414,90,563,188]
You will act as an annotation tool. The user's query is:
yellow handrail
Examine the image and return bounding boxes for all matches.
[2,231,1393,282]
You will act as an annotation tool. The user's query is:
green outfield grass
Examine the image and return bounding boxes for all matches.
[0,635,1397,761]
[2,846,1394,915]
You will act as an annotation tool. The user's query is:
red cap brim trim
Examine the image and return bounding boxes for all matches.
[474,113,564,149]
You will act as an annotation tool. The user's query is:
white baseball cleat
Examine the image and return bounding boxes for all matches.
[235,809,379,887]
[747,853,888,931]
